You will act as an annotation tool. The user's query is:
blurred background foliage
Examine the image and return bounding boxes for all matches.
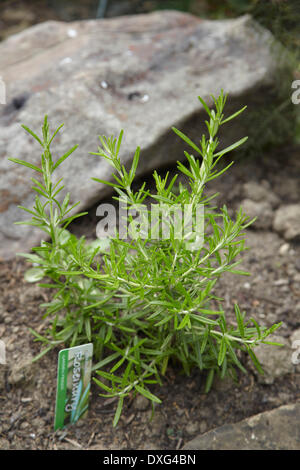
[0,0,299,150]
[1,0,299,61]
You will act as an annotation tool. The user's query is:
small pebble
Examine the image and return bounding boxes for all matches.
[279,243,290,256]
[293,273,300,283]
[21,397,32,403]
[273,279,289,286]
[20,421,29,430]
[185,421,199,435]
[6,342,14,352]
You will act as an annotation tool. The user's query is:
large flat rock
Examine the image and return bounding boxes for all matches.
[183,401,300,450]
[0,11,287,259]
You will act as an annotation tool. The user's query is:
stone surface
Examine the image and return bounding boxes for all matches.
[241,198,274,230]
[251,334,294,385]
[7,355,36,387]
[243,181,280,208]
[0,11,288,259]
[183,401,300,450]
[273,204,300,241]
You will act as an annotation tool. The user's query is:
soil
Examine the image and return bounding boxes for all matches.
[0,143,300,450]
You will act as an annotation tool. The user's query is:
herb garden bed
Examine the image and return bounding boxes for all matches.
[1,143,299,450]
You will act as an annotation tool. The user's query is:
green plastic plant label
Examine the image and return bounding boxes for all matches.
[54,343,93,430]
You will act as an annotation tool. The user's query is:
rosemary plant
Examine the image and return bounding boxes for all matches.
[9,91,281,426]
